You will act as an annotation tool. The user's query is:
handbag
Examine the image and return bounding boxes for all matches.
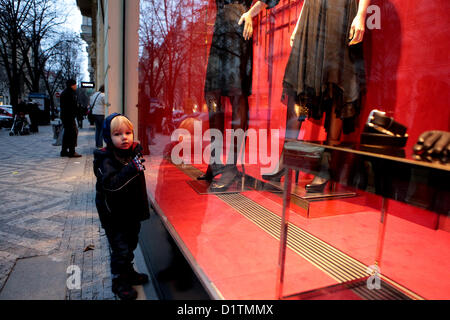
[88,92,101,122]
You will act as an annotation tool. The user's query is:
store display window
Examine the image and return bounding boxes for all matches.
[137,0,450,299]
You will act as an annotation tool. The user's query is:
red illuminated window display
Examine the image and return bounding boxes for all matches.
[137,0,450,300]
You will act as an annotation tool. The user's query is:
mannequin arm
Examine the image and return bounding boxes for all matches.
[349,0,370,45]
[290,2,305,47]
[238,1,268,40]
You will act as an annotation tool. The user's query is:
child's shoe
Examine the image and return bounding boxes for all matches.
[112,277,138,300]
[127,270,149,285]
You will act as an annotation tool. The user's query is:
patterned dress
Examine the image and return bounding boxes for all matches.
[283,0,366,133]
[205,0,279,97]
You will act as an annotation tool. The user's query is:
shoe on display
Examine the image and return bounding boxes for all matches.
[197,165,225,182]
[305,176,329,193]
[261,168,286,182]
[197,165,214,182]
[197,173,213,181]
[112,277,138,300]
[209,166,240,192]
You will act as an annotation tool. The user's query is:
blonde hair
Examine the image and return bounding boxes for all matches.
[110,115,134,133]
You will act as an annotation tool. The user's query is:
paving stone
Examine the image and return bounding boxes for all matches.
[0,124,115,299]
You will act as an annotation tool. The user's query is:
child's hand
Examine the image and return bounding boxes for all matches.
[132,154,146,172]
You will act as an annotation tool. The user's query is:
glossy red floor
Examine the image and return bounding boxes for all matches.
[145,156,450,300]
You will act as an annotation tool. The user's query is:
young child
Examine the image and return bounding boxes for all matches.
[93,113,151,300]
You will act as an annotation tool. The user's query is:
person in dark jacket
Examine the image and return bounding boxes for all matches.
[60,79,81,157]
[27,99,40,133]
[93,113,151,300]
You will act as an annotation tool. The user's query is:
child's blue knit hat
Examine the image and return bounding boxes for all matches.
[103,113,122,146]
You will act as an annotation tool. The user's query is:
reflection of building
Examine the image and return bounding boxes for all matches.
[76,0,139,126]
[81,16,95,82]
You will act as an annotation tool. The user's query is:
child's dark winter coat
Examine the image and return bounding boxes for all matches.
[92,113,151,283]
[93,113,150,228]
[93,142,150,228]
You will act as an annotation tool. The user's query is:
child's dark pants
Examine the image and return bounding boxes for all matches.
[104,221,141,276]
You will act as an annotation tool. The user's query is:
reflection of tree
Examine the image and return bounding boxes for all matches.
[42,32,84,116]
[139,0,210,115]
[139,1,165,100]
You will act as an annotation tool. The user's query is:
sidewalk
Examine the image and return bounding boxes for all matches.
[0,121,157,300]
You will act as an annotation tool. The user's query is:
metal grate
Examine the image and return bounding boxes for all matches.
[176,164,419,300]
[217,193,416,300]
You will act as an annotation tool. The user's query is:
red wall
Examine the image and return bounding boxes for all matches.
[249,0,450,149]
[243,0,450,230]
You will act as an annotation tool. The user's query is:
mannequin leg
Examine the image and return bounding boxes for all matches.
[262,94,304,182]
[306,102,341,192]
[229,94,249,165]
[285,95,305,141]
[210,95,249,191]
[198,92,225,181]
[327,102,343,145]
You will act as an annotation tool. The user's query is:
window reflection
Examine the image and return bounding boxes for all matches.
[137,0,450,300]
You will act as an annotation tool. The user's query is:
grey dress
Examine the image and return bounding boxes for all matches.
[282,0,366,133]
[205,0,279,97]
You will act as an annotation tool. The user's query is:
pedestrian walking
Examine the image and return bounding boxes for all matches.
[76,102,86,129]
[60,79,82,157]
[89,85,106,148]
[93,113,151,300]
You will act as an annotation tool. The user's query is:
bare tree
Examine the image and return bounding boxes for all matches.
[0,0,71,110]
[139,0,210,114]
[139,4,165,100]
[42,31,83,117]
[141,0,190,115]
[19,0,66,93]
[0,0,33,106]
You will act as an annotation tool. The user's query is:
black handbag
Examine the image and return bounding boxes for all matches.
[88,92,101,123]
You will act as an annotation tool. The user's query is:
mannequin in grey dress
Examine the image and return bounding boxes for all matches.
[263,0,370,192]
[199,0,280,192]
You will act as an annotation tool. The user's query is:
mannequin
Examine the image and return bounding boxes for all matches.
[198,0,280,192]
[263,0,370,192]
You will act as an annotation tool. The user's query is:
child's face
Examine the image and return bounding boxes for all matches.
[111,123,133,150]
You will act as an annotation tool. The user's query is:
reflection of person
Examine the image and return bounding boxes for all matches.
[60,79,82,157]
[27,99,39,133]
[76,103,84,129]
[90,85,106,148]
[93,113,151,300]
[200,0,279,191]
[15,99,27,116]
[264,0,370,189]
